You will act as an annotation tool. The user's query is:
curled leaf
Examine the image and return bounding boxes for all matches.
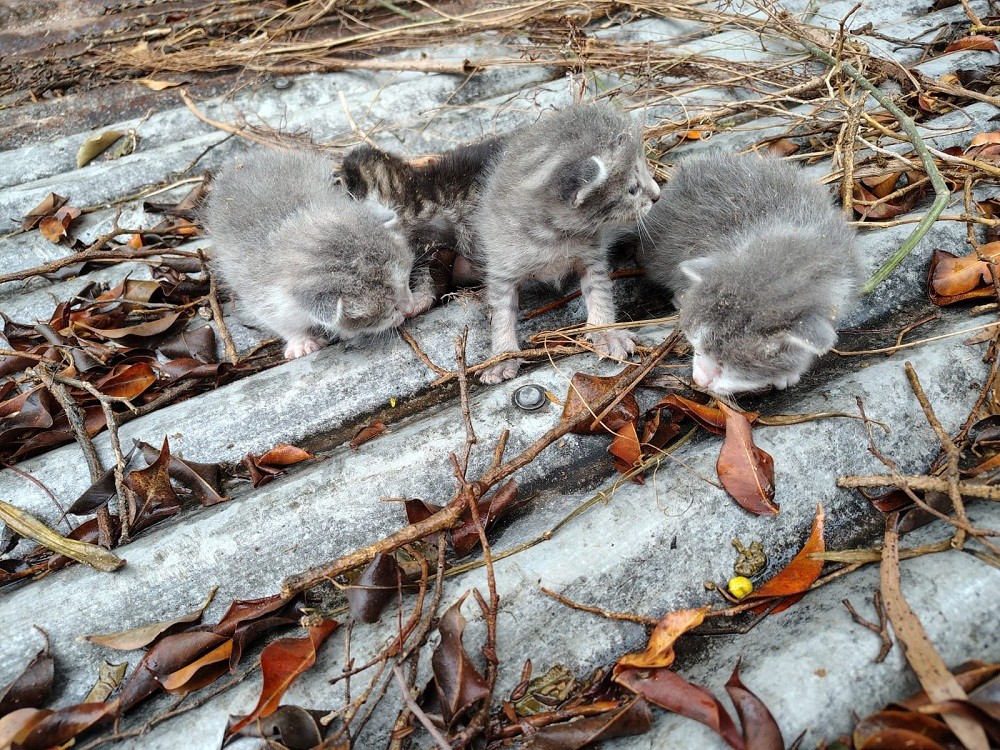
[82,586,218,650]
[748,504,825,614]
[560,372,639,435]
[77,130,126,168]
[717,403,777,515]
[725,661,784,750]
[613,607,708,678]
[346,553,403,624]
[525,697,653,749]
[0,500,124,573]
[432,593,490,726]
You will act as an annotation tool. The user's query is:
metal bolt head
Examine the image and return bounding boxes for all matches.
[273,77,292,90]
[512,384,546,411]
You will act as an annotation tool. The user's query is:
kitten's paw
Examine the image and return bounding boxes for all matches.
[283,336,327,359]
[588,329,637,361]
[400,291,435,318]
[479,359,522,384]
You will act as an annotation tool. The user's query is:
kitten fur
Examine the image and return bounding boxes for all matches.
[205,150,429,360]
[638,151,862,395]
[471,102,660,383]
[341,137,506,283]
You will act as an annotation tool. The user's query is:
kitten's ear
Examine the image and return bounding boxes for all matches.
[678,257,716,284]
[562,155,608,207]
[784,314,837,356]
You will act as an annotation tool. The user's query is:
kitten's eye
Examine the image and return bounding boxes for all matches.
[628,184,640,195]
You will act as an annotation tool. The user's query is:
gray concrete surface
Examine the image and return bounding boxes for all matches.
[1,1,998,748]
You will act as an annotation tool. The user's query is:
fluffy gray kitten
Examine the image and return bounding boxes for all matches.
[205,150,431,359]
[638,151,862,395]
[472,102,660,383]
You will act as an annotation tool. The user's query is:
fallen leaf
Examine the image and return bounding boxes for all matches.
[15,702,114,750]
[725,661,784,750]
[560,372,639,435]
[82,587,218,650]
[158,325,216,362]
[350,422,387,449]
[450,479,519,557]
[135,439,227,506]
[610,421,642,473]
[228,616,299,672]
[115,631,229,713]
[0,642,54,715]
[243,444,318,488]
[928,246,1000,305]
[525,697,654,749]
[227,620,339,736]
[159,639,234,693]
[136,78,187,91]
[0,500,124,573]
[716,403,778,515]
[654,393,750,435]
[880,519,989,749]
[22,193,68,231]
[747,504,824,613]
[346,553,403,624]
[944,35,1000,53]
[83,660,128,703]
[77,130,126,168]
[861,171,904,199]
[616,669,745,749]
[432,593,490,726]
[67,464,123,516]
[74,311,183,340]
[613,608,708,677]
[124,437,181,533]
[38,206,80,243]
[853,710,955,749]
[226,705,326,749]
[212,594,289,638]
[897,661,1000,710]
[764,139,799,157]
[0,708,50,747]
[94,362,158,400]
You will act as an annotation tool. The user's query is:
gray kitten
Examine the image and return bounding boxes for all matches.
[472,102,661,383]
[638,151,862,395]
[205,150,430,359]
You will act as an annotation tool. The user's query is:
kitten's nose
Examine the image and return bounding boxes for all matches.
[692,353,722,388]
[647,181,661,202]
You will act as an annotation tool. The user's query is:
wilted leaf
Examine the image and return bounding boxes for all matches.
[347,553,403,623]
[82,586,218,650]
[717,403,777,515]
[898,662,1000,710]
[616,669,745,749]
[115,631,228,713]
[880,522,989,749]
[944,35,1000,53]
[227,620,339,737]
[38,206,80,244]
[158,325,216,362]
[613,608,708,677]
[124,437,181,532]
[525,697,654,749]
[243,444,317,488]
[77,130,125,168]
[917,699,1000,740]
[136,78,187,91]
[725,661,784,750]
[610,421,642,473]
[83,660,128,703]
[0,708,50,747]
[74,311,183,340]
[928,246,1000,305]
[159,639,233,693]
[748,504,824,613]
[15,702,115,750]
[857,487,912,514]
[135,439,227,506]
[0,642,54,715]
[350,422,387,449]
[21,193,68,231]
[67,464,122,516]
[229,616,299,671]
[432,593,490,726]
[451,479,519,557]
[861,171,904,199]
[853,710,954,749]
[0,500,124,573]
[654,393,749,435]
[226,705,326,749]
[764,139,799,157]
[213,594,289,638]
[560,372,639,435]
[94,362,158,400]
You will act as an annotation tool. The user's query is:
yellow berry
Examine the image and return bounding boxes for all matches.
[728,576,753,599]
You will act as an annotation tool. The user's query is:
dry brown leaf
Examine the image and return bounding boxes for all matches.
[748,504,824,614]
[716,403,778,516]
[944,35,1000,53]
[81,587,217,650]
[613,608,708,678]
[0,501,124,573]
[560,372,638,435]
[880,521,989,749]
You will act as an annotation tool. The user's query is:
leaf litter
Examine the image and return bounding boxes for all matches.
[4,2,1000,748]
